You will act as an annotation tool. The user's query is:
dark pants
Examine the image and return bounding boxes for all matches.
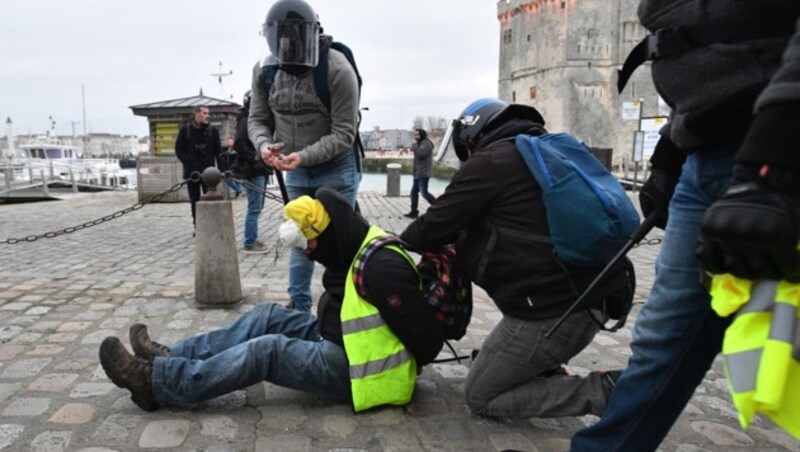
[187,181,208,227]
[410,177,436,214]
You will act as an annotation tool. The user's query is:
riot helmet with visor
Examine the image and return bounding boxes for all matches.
[261,0,320,67]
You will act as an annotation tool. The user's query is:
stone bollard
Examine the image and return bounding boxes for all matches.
[194,167,242,307]
[386,163,401,197]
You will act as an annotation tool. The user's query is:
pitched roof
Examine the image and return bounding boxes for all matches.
[129,93,239,110]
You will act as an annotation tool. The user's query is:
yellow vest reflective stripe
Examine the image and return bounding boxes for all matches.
[710,276,800,440]
[341,225,418,412]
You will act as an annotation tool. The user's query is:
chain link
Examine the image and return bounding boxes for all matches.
[2,180,189,245]
[633,236,663,248]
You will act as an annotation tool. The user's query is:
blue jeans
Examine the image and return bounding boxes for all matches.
[284,150,360,312]
[151,304,350,405]
[410,177,436,214]
[226,178,242,196]
[571,138,740,451]
[244,175,267,247]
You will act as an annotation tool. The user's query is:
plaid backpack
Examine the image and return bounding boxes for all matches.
[352,236,473,340]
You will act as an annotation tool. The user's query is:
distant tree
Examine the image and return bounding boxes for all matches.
[425,116,448,133]
[411,116,425,131]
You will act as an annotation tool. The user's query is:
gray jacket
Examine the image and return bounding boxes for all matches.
[412,138,434,179]
[638,0,800,150]
[248,44,359,167]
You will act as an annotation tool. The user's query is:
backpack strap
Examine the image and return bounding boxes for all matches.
[352,235,414,301]
[617,11,797,92]
[261,64,280,97]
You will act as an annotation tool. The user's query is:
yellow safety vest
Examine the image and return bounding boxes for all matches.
[341,225,418,412]
[710,275,800,440]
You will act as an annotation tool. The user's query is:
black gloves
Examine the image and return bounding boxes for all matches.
[639,170,678,230]
[639,136,684,230]
[697,165,800,282]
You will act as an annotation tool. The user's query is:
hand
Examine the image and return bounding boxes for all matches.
[639,169,678,230]
[697,170,800,282]
[260,142,285,166]
[270,152,301,171]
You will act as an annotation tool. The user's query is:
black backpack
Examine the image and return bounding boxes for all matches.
[261,41,365,168]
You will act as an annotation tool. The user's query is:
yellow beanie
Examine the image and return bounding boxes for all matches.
[284,196,331,240]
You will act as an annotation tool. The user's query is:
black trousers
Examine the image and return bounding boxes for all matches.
[187,181,208,226]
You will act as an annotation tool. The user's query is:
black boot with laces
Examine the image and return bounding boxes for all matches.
[99,336,159,411]
[129,324,171,361]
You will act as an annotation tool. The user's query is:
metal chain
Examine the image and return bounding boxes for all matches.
[633,236,663,248]
[2,180,190,245]
[227,174,285,205]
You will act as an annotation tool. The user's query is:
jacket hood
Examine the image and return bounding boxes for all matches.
[308,187,368,271]
[473,118,546,154]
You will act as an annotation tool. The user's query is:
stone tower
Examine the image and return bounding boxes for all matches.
[497,0,663,164]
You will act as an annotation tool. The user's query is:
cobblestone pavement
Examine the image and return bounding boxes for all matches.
[0,190,797,451]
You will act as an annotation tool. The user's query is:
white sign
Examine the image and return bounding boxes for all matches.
[632,131,645,163]
[640,116,669,161]
[621,101,641,120]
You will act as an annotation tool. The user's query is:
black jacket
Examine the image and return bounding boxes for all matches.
[175,121,221,179]
[401,120,611,320]
[233,108,272,179]
[312,188,444,366]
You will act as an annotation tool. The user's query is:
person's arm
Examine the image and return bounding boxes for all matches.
[212,128,222,169]
[416,140,433,159]
[175,126,188,164]
[400,151,501,250]
[363,249,444,366]
[698,17,800,282]
[234,114,257,162]
[248,62,277,156]
[296,50,359,167]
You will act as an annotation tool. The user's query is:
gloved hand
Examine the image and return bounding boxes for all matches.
[697,167,800,282]
[639,169,678,230]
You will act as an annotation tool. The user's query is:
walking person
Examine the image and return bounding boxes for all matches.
[221,137,243,199]
[404,128,437,219]
[175,106,221,233]
[249,0,361,312]
[233,91,272,254]
[571,4,800,451]
[98,187,444,412]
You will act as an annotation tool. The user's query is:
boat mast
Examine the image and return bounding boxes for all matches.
[82,84,87,156]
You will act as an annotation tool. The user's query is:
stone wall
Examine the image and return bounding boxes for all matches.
[497,0,665,166]
[136,156,187,203]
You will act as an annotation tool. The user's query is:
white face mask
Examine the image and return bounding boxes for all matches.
[278,220,307,250]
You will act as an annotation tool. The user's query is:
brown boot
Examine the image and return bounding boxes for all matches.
[129,324,170,361]
[99,336,159,411]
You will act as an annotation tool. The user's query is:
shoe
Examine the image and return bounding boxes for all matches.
[234,191,241,199]
[129,324,170,361]
[403,212,418,219]
[99,337,159,411]
[243,241,269,254]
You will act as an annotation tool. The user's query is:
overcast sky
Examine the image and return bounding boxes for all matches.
[1,0,500,137]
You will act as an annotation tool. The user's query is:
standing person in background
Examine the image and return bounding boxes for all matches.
[571,4,800,451]
[221,137,243,199]
[175,106,221,234]
[404,128,436,219]
[249,0,361,312]
[233,91,273,254]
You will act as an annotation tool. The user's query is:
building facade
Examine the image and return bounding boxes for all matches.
[497,0,665,165]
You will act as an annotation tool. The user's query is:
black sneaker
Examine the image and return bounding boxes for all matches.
[403,212,418,219]
[129,324,170,361]
[99,337,159,411]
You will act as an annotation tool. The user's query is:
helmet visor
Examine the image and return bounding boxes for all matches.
[262,19,319,67]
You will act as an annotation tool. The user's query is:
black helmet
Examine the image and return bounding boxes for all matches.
[261,0,320,67]
[452,98,545,161]
[242,90,252,107]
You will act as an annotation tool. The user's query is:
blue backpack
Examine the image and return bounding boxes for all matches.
[515,133,640,268]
